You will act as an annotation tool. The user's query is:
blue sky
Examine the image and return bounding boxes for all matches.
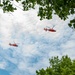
[0,1,75,75]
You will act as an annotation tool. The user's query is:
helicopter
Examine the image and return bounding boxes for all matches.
[9,43,18,47]
[44,26,56,32]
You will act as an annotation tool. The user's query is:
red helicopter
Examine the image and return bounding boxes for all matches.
[9,43,18,47]
[44,26,56,32]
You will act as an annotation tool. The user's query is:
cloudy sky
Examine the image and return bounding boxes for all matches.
[0,1,75,75]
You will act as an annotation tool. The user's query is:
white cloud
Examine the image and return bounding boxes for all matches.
[18,61,27,70]
[61,40,75,49]
[0,61,7,69]
[21,44,39,57]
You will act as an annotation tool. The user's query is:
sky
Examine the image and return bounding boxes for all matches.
[0,1,75,75]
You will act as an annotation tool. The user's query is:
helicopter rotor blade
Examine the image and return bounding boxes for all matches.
[52,25,55,28]
[46,26,50,28]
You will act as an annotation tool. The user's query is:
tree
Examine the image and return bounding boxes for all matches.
[36,55,75,75]
[0,0,75,28]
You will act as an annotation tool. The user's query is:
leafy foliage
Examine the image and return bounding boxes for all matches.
[0,0,16,12]
[36,55,75,75]
[15,0,21,2]
[22,0,36,11]
[0,0,75,28]
[68,18,75,28]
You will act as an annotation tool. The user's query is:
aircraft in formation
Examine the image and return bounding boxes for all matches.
[44,28,56,32]
[44,26,56,32]
[9,43,18,47]
[9,25,56,47]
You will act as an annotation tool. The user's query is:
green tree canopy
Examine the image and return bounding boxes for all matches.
[36,55,75,75]
[0,0,75,28]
